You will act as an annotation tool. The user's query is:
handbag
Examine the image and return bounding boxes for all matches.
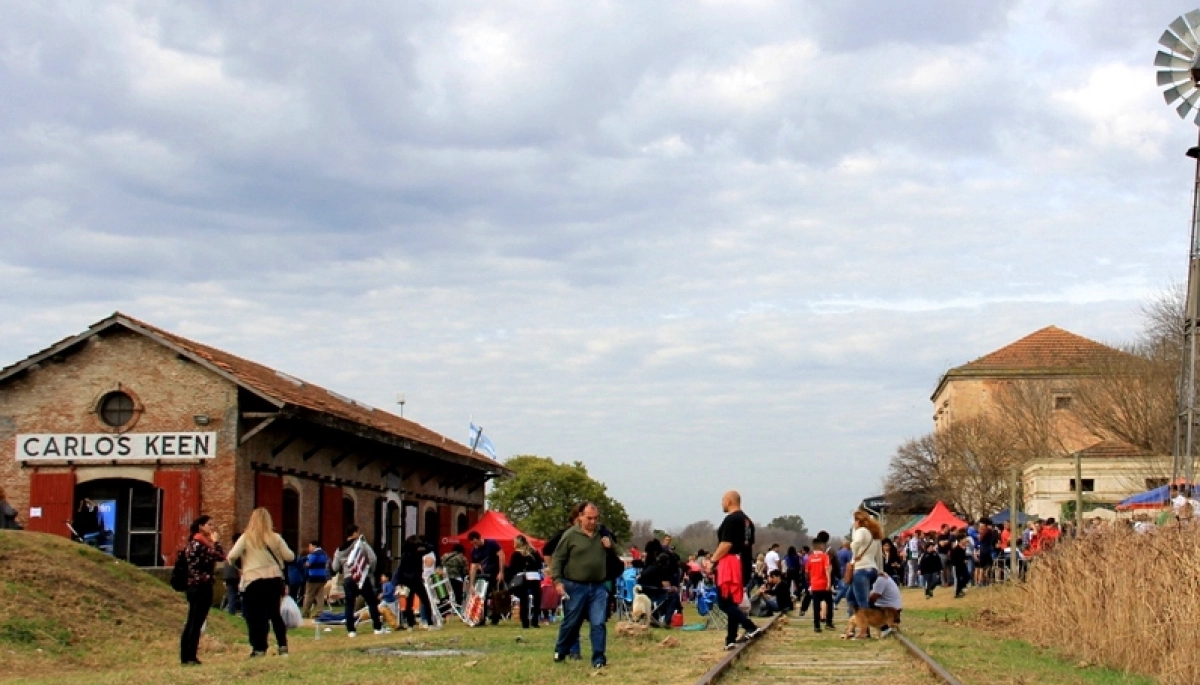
[509,573,526,589]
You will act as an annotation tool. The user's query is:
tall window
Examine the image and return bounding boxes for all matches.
[342,496,356,531]
[282,487,300,554]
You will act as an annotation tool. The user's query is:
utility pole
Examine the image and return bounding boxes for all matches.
[1074,450,1083,534]
[1010,464,1020,582]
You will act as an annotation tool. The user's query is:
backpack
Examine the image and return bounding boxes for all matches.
[170,549,189,592]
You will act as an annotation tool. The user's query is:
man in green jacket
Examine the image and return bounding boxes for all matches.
[550,502,612,669]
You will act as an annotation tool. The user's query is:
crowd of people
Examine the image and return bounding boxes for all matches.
[170,497,1149,666]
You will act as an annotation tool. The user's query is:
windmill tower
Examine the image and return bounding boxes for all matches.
[1156,10,1200,486]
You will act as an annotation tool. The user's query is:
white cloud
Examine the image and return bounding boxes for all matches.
[0,0,1193,534]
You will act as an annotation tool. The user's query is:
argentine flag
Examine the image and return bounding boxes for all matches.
[468,422,498,459]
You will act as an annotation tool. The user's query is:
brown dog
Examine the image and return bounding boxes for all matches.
[844,606,901,639]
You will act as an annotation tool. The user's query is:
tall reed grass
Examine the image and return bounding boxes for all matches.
[1011,524,1200,685]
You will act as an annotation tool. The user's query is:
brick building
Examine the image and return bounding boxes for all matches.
[0,313,506,568]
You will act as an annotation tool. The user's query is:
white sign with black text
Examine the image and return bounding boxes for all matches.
[16,432,218,461]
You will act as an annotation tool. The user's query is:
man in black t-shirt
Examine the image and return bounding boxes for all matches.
[706,490,763,650]
[468,532,505,626]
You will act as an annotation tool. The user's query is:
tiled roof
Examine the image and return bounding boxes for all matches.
[953,326,1129,373]
[1073,440,1151,460]
[0,312,504,473]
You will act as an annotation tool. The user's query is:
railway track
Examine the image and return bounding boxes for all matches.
[696,614,962,685]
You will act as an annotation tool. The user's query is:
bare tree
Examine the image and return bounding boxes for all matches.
[628,519,657,551]
[883,434,944,513]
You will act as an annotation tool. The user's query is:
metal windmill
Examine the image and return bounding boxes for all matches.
[1156,10,1200,488]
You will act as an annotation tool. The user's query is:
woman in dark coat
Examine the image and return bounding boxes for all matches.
[505,535,544,628]
[180,515,225,665]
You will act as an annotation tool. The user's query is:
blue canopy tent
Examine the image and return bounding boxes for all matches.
[990,507,1032,525]
[1117,484,1174,511]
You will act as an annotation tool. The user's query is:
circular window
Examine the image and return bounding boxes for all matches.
[99,391,135,427]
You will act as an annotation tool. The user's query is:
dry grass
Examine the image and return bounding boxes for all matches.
[1008,525,1200,685]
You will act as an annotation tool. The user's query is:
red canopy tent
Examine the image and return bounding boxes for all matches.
[906,501,968,535]
[446,510,545,557]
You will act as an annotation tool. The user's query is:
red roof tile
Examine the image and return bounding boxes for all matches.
[1072,440,1151,460]
[954,326,1129,373]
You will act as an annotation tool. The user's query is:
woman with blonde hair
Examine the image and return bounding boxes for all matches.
[505,534,544,628]
[846,509,883,634]
[227,507,295,657]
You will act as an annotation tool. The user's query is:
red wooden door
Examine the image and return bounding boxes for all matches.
[254,472,284,531]
[438,505,452,545]
[156,469,201,556]
[320,484,343,554]
[26,471,75,537]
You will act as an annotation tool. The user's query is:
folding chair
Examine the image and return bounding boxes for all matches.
[696,582,727,630]
[424,571,464,627]
[614,571,636,622]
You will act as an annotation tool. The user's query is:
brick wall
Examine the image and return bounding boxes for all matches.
[0,329,239,535]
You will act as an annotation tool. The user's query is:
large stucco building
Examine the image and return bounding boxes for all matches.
[931,326,1170,520]
[0,313,506,567]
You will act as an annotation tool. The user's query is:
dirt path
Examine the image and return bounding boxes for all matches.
[719,616,941,685]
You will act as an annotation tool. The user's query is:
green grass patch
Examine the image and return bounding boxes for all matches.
[0,618,72,651]
[900,587,1159,685]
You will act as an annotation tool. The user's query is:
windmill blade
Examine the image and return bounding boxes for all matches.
[1170,17,1200,51]
[1159,69,1191,86]
[1178,91,1200,119]
[1161,30,1197,59]
[1157,50,1194,70]
[1164,80,1197,106]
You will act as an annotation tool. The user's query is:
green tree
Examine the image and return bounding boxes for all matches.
[767,515,809,537]
[487,455,632,543]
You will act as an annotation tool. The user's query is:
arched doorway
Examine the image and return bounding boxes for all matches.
[281,487,300,555]
[423,507,439,548]
[73,478,161,566]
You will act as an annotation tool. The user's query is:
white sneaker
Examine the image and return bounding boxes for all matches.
[347,631,357,638]
[374,628,388,635]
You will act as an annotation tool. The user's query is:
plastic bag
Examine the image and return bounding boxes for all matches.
[280,595,303,629]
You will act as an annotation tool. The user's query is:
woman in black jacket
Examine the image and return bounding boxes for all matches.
[180,515,225,665]
[505,535,544,628]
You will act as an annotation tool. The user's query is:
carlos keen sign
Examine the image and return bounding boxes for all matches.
[16,432,218,461]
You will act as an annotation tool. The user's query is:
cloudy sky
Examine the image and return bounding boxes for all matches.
[2,1,1197,535]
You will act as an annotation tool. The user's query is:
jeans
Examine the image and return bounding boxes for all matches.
[851,568,878,610]
[809,589,833,629]
[513,583,542,628]
[923,572,940,596]
[243,577,287,653]
[344,577,383,634]
[223,580,240,615]
[906,558,920,587]
[555,580,607,666]
[833,577,851,607]
[180,584,213,663]
[716,590,758,646]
